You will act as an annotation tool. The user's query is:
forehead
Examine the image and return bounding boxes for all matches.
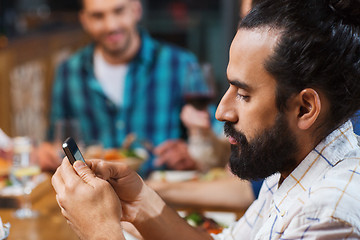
[227,28,279,91]
[82,0,129,11]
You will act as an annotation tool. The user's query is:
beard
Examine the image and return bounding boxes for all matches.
[98,30,132,57]
[224,114,299,181]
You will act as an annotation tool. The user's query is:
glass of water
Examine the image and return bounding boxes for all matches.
[10,136,41,219]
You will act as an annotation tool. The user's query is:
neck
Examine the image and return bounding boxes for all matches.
[279,127,325,181]
[97,32,141,65]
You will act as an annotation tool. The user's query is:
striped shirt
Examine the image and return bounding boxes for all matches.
[213,120,360,239]
[48,30,218,175]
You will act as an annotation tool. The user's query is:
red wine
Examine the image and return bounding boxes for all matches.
[184,93,214,110]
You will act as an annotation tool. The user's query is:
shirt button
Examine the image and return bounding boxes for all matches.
[116,120,125,130]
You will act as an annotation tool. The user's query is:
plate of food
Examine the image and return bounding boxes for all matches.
[84,146,148,171]
[149,170,199,182]
[181,211,236,235]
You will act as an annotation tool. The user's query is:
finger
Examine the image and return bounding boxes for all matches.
[55,194,68,214]
[157,151,183,168]
[99,161,131,180]
[154,149,178,166]
[51,168,66,195]
[59,158,83,188]
[73,160,98,187]
[154,140,176,155]
[86,159,109,180]
[174,157,196,170]
[154,155,167,166]
[173,160,188,170]
[167,157,184,169]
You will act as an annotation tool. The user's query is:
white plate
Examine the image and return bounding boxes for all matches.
[149,170,198,182]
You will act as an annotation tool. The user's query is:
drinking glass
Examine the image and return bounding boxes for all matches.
[183,63,218,171]
[10,136,41,219]
[183,63,217,110]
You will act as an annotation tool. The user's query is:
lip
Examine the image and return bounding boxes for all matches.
[228,136,238,145]
[105,32,123,44]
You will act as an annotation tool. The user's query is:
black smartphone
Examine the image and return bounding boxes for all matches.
[62,137,86,165]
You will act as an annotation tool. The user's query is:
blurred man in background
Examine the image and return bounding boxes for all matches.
[39,0,224,176]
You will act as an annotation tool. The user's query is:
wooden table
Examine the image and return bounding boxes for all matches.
[0,174,78,240]
[0,173,245,240]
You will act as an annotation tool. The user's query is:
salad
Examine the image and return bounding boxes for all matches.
[184,212,225,234]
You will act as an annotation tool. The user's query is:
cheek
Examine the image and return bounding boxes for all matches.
[236,101,278,140]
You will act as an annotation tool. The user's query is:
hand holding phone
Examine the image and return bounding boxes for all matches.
[62,137,86,165]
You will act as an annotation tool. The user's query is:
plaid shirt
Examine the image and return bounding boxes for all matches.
[214,120,360,239]
[48,30,219,175]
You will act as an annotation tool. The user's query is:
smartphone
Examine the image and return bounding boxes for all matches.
[62,137,86,165]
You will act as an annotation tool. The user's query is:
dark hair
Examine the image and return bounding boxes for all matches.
[240,0,360,137]
[77,0,83,10]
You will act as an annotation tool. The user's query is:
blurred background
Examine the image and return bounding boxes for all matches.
[0,0,240,142]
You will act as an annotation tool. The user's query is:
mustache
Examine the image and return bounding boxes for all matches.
[224,122,248,146]
[102,29,124,37]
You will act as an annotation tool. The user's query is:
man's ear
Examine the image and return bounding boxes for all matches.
[295,88,321,130]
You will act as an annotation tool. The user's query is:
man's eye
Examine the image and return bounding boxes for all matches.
[114,7,125,15]
[237,94,250,101]
[90,13,103,19]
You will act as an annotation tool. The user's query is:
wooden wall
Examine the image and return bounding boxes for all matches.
[0,28,90,142]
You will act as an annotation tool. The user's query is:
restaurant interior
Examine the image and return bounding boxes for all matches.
[0,0,246,239]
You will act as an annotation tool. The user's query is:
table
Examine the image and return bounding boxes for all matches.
[0,174,78,240]
[0,172,245,240]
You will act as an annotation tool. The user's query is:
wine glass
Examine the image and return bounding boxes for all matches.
[183,62,216,110]
[183,63,218,170]
[10,136,41,219]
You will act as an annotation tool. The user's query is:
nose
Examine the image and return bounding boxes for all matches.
[215,87,238,123]
[104,14,118,32]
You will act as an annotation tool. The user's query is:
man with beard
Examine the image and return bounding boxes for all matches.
[51,0,360,239]
[39,0,221,175]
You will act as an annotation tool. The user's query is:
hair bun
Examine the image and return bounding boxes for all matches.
[329,0,360,24]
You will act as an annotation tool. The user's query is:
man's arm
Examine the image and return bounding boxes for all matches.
[147,176,255,211]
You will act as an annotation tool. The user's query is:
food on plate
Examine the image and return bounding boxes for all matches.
[0,158,10,176]
[184,212,224,234]
[103,148,140,161]
[200,168,228,181]
[0,158,10,189]
[84,146,147,171]
[85,146,146,161]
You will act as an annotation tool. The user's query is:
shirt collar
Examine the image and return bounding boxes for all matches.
[272,120,358,212]
[132,29,158,65]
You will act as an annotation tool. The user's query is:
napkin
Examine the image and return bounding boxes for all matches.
[0,129,11,149]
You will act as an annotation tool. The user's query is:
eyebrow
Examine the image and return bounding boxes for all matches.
[228,79,252,92]
[86,4,126,16]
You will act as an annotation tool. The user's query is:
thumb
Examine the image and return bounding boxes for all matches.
[73,160,97,186]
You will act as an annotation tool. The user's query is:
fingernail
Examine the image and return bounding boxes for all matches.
[73,161,86,170]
